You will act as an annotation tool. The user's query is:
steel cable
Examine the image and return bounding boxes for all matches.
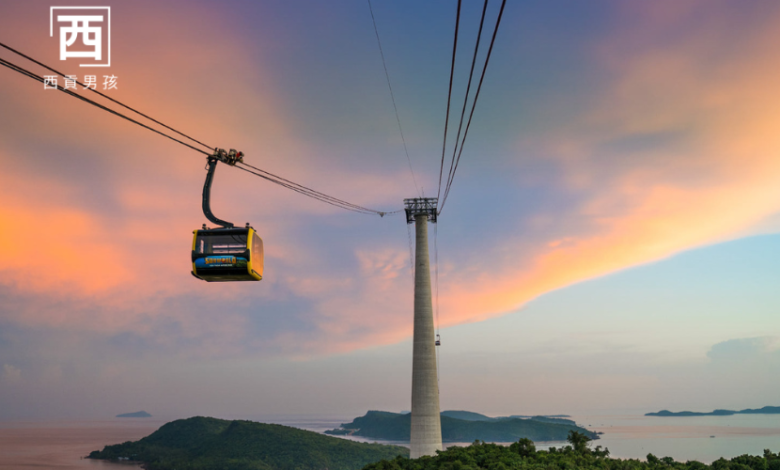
[439,0,507,214]
[436,0,463,204]
[0,57,212,156]
[441,0,489,208]
[236,161,393,216]
[367,0,421,198]
[0,41,214,152]
[0,50,401,217]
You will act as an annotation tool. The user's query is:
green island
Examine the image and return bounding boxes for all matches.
[87,416,408,470]
[441,411,575,426]
[116,410,152,418]
[324,411,597,442]
[365,432,780,470]
[646,406,780,417]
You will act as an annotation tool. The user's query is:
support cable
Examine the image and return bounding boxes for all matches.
[439,0,507,214]
[407,224,415,280]
[237,162,396,216]
[367,0,421,197]
[434,222,440,340]
[0,41,213,151]
[436,0,463,204]
[0,57,211,156]
[435,222,441,385]
[442,0,488,208]
[0,51,402,217]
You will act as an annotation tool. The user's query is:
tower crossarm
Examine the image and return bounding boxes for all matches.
[404,197,438,224]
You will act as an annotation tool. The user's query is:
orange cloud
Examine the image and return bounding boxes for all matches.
[426,1,780,329]
[0,205,133,295]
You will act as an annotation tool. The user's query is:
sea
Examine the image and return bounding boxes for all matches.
[1,413,779,469]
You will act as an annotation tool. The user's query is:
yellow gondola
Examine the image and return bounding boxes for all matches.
[191,226,263,282]
[191,148,263,282]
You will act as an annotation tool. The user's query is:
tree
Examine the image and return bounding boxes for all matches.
[592,445,610,458]
[647,453,660,466]
[566,430,592,453]
[509,439,536,457]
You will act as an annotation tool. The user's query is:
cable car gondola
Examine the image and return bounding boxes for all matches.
[191,149,263,282]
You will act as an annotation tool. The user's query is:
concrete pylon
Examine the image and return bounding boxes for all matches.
[410,212,442,458]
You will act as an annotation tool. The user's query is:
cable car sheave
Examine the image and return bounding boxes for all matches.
[191,149,264,282]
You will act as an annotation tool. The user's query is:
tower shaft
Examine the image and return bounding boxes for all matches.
[410,212,442,458]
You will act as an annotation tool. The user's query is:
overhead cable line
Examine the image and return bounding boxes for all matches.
[0,57,212,156]
[367,0,421,198]
[434,222,441,385]
[0,41,213,152]
[434,222,440,339]
[237,161,399,216]
[0,46,399,217]
[438,0,507,215]
[441,0,489,209]
[436,0,463,205]
[407,224,415,279]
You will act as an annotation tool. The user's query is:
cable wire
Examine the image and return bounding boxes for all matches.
[434,222,440,339]
[434,223,441,386]
[0,57,211,156]
[439,0,507,214]
[0,41,214,152]
[0,49,402,217]
[436,0,463,204]
[237,161,394,216]
[407,223,415,280]
[442,0,488,208]
[367,0,421,197]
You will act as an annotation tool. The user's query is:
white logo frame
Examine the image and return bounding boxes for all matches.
[50,6,111,68]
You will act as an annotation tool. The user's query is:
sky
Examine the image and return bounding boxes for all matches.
[1,0,780,421]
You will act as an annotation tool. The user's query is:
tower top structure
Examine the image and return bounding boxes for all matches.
[404,197,438,224]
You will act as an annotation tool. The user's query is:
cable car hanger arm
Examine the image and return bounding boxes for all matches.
[202,148,244,229]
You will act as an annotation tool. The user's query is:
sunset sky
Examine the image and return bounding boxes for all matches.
[1,0,780,421]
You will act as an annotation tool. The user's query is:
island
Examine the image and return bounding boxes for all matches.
[116,410,152,418]
[88,416,408,470]
[646,406,780,417]
[325,410,596,442]
[441,410,575,426]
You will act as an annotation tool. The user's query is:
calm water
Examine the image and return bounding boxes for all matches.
[0,419,162,469]
[573,413,780,463]
[1,414,779,468]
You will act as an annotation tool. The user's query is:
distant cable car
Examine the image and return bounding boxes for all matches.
[435,334,441,346]
[191,149,264,282]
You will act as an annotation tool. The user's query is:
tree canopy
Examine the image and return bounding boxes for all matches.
[363,438,780,470]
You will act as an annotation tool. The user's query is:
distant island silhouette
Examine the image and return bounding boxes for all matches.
[646,406,780,417]
[116,410,152,418]
[325,410,595,442]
